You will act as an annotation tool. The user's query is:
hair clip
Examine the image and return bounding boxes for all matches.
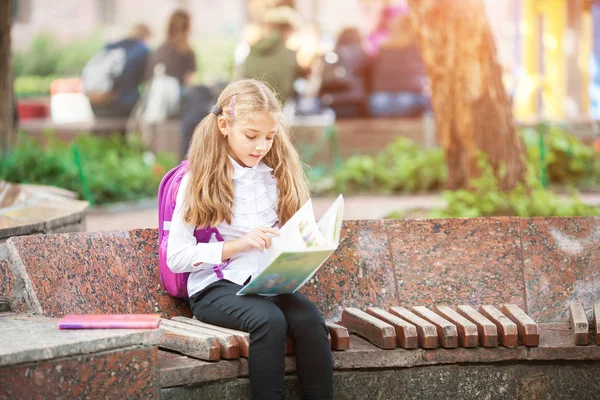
[210,105,222,116]
[229,95,237,117]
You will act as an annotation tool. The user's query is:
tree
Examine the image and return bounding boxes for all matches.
[0,0,14,155]
[407,0,526,190]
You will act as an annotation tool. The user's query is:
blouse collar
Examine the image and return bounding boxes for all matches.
[229,155,273,180]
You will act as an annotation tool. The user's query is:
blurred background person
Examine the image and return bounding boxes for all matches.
[146,9,196,89]
[242,6,307,104]
[367,11,430,118]
[143,9,202,159]
[319,27,369,118]
[82,23,152,118]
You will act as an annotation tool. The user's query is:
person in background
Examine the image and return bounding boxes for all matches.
[146,9,197,88]
[146,9,199,159]
[319,27,369,118]
[85,23,151,118]
[242,6,306,104]
[368,12,430,118]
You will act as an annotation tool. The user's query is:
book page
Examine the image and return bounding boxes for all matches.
[239,249,334,295]
[317,195,344,245]
[240,195,344,296]
[257,198,327,268]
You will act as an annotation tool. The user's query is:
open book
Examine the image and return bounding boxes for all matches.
[237,195,344,296]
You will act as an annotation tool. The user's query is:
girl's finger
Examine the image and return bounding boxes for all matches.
[260,227,280,236]
[251,237,265,252]
[256,231,271,242]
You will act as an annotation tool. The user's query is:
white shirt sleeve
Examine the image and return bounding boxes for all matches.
[166,173,225,273]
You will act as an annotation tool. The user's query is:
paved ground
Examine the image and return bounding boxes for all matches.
[85,195,445,232]
[85,192,600,232]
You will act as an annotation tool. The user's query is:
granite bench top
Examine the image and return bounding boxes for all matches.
[0,314,160,368]
[0,181,88,241]
[158,322,600,388]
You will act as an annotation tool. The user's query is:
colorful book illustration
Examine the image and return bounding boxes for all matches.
[58,314,161,329]
[237,195,344,296]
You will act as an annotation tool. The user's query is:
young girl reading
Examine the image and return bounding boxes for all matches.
[166,79,334,400]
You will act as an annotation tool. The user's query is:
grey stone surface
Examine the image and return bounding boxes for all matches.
[0,315,160,367]
[0,189,88,240]
[160,363,600,400]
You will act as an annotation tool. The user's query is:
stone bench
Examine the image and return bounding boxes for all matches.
[1,217,600,399]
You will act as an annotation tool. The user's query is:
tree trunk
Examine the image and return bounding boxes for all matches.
[407,0,526,190]
[0,0,14,156]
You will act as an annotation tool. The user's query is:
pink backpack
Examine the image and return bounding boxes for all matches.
[157,161,229,298]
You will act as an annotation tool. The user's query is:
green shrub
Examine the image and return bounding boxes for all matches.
[522,125,600,188]
[14,75,59,98]
[428,154,598,218]
[0,133,177,205]
[329,125,600,197]
[333,137,447,194]
[12,32,104,77]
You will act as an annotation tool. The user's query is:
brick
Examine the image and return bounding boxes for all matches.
[366,307,419,349]
[412,306,458,348]
[161,319,239,359]
[457,305,498,347]
[159,325,221,361]
[501,304,539,347]
[595,302,600,346]
[172,316,250,358]
[568,303,589,346]
[433,305,479,348]
[479,305,518,347]
[341,308,396,349]
[173,316,294,355]
[325,321,350,350]
[388,306,438,349]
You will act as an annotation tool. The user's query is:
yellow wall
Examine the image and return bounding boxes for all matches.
[516,0,589,120]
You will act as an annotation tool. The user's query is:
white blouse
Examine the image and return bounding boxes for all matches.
[166,157,279,297]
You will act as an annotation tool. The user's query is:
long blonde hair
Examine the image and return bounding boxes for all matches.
[184,79,310,228]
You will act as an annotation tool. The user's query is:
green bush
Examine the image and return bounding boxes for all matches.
[0,133,177,205]
[429,154,598,218]
[14,75,59,98]
[12,32,105,77]
[330,126,600,197]
[522,125,600,188]
[332,137,448,194]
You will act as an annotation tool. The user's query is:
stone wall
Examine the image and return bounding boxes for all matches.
[1,217,598,323]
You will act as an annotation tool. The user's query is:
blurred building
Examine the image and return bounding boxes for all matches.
[11,0,247,49]
[10,0,600,120]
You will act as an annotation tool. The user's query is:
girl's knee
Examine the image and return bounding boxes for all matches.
[289,307,327,335]
[252,306,287,335]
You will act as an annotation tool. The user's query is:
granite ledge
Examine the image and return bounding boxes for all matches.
[0,199,88,240]
[159,323,600,388]
[0,314,160,367]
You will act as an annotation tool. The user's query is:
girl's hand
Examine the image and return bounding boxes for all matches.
[221,227,279,260]
[238,227,279,252]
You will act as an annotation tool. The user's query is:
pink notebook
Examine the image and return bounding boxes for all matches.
[58,314,161,329]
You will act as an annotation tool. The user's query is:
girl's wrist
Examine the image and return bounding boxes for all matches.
[221,238,242,261]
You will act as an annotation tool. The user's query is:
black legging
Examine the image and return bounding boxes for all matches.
[189,280,334,400]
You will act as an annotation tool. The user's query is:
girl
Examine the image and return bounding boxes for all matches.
[167,79,334,400]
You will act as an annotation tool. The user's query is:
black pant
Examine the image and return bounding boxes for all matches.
[189,280,334,400]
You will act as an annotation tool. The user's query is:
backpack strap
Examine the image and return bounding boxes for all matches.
[211,229,230,279]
